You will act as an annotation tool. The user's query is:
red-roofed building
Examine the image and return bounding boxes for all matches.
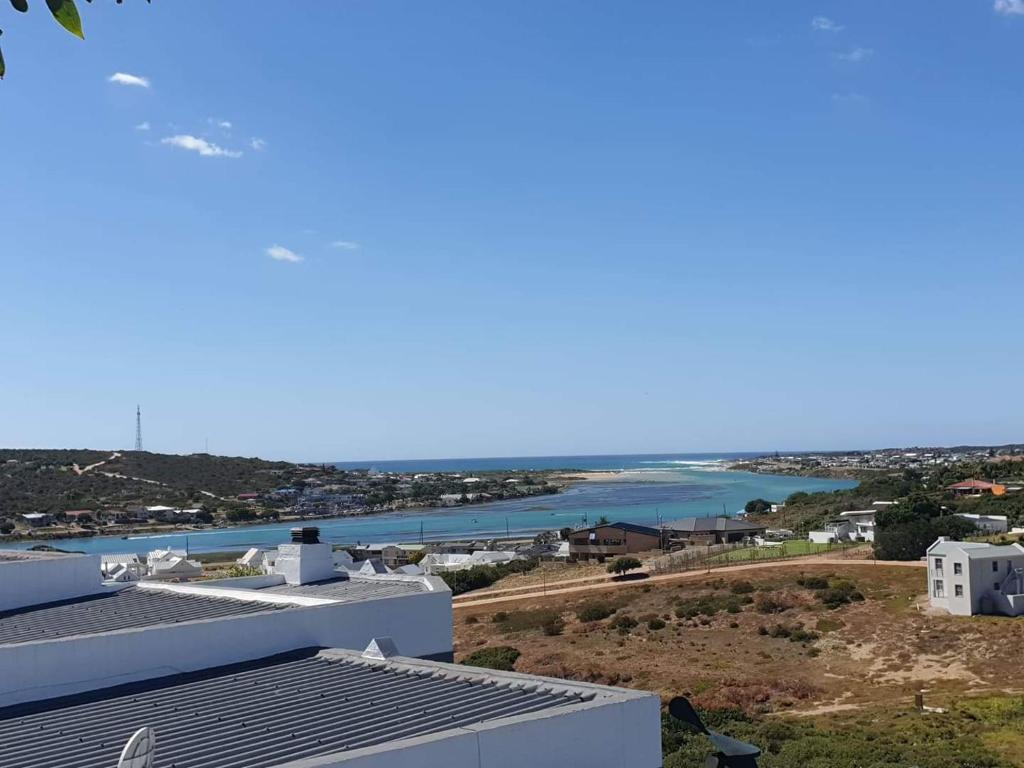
[947,479,1007,497]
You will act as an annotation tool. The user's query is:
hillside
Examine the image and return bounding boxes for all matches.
[0,449,303,517]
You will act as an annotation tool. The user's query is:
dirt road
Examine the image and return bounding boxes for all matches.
[453,557,925,609]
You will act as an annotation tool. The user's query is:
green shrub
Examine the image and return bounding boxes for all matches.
[817,580,865,609]
[440,559,540,596]
[797,576,829,590]
[730,580,755,594]
[461,646,521,671]
[492,611,508,623]
[647,618,667,631]
[607,556,642,576]
[754,592,794,614]
[464,615,479,625]
[611,614,638,633]
[577,602,616,622]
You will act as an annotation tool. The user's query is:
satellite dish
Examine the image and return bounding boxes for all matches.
[668,697,761,766]
[117,727,156,768]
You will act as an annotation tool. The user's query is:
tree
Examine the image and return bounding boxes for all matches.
[0,519,13,535]
[873,516,976,561]
[608,556,642,577]
[596,515,610,526]
[744,498,773,515]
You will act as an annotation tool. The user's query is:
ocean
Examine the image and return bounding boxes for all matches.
[9,453,855,555]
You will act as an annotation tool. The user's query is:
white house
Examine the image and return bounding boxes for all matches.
[955,513,1008,534]
[146,549,203,580]
[927,538,1024,616]
[101,554,143,582]
[808,510,876,544]
[420,550,521,575]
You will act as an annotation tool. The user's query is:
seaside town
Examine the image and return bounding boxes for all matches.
[6,1,1024,766]
[2,440,1024,765]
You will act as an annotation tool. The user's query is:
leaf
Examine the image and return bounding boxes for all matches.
[45,0,84,40]
[0,30,4,81]
[10,0,29,13]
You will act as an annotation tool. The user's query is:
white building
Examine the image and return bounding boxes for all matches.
[420,550,521,575]
[955,513,1009,534]
[146,548,203,580]
[808,510,875,544]
[0,526,662,766]
[927,538,1024,616]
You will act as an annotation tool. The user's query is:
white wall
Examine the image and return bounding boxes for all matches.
[0,554,108,612]
[0,590,452,707]
[286,692,662,768]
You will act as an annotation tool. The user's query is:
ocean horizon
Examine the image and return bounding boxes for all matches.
[330,451,768,473]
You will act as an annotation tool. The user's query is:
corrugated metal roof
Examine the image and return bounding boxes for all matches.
[259,576,428,601]
[0,649,595,768]
[0,587,288,645]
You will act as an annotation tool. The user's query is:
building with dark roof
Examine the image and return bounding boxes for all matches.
[664,516,767,545]
[568,522,663,562]
[0,645,660,768]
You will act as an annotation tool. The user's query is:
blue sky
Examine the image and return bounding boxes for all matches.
[2,0,1023,461]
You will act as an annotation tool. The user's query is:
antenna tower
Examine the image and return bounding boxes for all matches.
[135,405,143,452]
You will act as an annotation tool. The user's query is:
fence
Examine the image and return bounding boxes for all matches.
[648,540,867,576]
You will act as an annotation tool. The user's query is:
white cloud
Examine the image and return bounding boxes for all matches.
[249,137,267,151]
[837,47,874,63]
[330,240,360,250]
[160,135,242,158]
[266,245,303,263]
[217,120,232,129]
[108,72,151,88]
[135,121,151,131]
[995,0,1024,14]
[811,16,844,32]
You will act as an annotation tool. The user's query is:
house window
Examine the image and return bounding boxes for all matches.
[933,557,943,573]
[953,562,962,575]
[993,561,999,573]
[994,582,1001,591]
[954,585,964,597]
[933,580,945,598]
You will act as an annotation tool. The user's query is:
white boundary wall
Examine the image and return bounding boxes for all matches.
[0,553,109,612]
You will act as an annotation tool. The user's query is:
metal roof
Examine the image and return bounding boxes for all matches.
[665,517,766,533]
[259,576,428,602]
[0,648,598,768]
[0,587,288,645]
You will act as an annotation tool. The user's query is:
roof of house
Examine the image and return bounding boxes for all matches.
[947,479,998,490]
[0,587,288,646]
[0,647,623,768]
[257,576,428,602]
[928,538,1024,560]
[664,517,767,534]
[580,522,661,536]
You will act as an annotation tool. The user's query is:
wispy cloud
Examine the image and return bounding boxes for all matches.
[135,121,151,131]
[837,47,874,63]
[811,16,844,32]
[108,72,151,88]
[995,0,1024,14]
[249,137,267,151]
[330,240,360,250]
[215,119,232,130]
[161,135,242,158]
[266,245,303,263]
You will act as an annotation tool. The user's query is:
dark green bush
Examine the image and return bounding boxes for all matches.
[577,602,616,622]
[461,646,521,671]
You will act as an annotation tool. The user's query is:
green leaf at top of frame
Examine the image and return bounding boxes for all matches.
[10,0,29,13]
[46,0,84,39]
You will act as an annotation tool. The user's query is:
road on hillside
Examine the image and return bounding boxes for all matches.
[452,557,925,609]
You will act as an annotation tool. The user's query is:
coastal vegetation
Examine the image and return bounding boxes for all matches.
[454,562,1024,767]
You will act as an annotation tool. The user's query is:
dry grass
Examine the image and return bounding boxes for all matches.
[455,563,1024,715]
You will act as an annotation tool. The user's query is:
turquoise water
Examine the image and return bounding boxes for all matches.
[8,453,855,555]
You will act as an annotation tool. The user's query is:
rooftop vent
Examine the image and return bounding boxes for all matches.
[291,527,320,545]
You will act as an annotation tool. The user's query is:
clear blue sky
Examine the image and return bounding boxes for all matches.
[2,0,1023,461]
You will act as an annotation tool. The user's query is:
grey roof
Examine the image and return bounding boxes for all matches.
[259,575,427,601]
[0,648,598,768]
[0,587,288,645]
[665,516,766,534]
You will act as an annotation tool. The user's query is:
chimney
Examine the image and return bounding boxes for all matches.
[274,527,335,585]
[292,527,320,544]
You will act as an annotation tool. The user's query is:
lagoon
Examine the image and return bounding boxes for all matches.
[7,453,855,556]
